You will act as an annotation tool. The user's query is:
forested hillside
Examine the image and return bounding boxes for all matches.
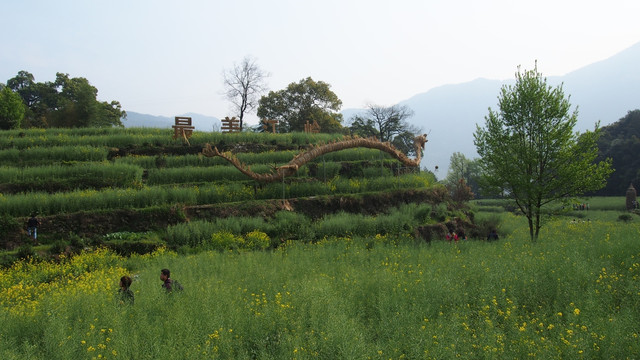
[594,109,640,196]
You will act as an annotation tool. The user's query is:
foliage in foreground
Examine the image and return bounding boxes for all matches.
[1,215,639,359]
[474,64,612,241]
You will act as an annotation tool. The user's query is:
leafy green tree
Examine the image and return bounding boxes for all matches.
[7,71,37,106]
[443,152,482,197]
[7,71,57,127]
[257,77,343,133]
[390,126,422,157]
[474,64,613,241]
[5,71,124,128]
[0,86,26,129]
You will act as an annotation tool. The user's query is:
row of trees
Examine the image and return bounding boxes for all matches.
[0,71,125,129]
[2,60,418,155]
[222,56,419,155]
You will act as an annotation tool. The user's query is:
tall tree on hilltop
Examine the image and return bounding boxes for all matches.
[222,56,270,130]
[5,71,124,128]
[474,64,613,241]
[257,77,343,133]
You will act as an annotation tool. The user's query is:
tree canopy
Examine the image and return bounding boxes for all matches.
[592,109,640,196]
[4,71,125,128]
[443,152,482,198]
[349,104,414,142]
[474,65,613,241]
[0,86,26,130]
[348,104,421,156]
[257,77,343,133]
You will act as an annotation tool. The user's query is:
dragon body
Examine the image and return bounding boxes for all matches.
[201,134,427,183]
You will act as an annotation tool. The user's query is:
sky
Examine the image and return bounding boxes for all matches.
[2,0,640,126]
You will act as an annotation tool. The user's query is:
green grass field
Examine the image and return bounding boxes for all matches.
[1,213,639,359]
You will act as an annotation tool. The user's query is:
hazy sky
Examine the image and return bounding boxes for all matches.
[2,0,639,125]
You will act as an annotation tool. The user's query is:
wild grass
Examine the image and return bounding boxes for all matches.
[1,216,639,359]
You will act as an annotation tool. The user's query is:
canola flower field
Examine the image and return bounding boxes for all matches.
[1,214,639,359]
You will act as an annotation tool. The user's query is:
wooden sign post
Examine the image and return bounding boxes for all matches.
[304,120,320,133]
[261,119,278,133]
[221,117,241,133]
[172,116,195,144]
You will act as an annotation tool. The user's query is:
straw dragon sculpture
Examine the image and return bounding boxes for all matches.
[201,134,427,183]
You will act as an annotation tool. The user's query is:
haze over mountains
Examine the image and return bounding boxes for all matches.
[124,41,640,178]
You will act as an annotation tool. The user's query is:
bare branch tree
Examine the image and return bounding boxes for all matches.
[350,104,415,143]
[222,56,269,130]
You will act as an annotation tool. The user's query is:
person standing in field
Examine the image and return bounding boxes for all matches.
[27,213,40,243]
[118,275,134,305]
[160,268,183,293]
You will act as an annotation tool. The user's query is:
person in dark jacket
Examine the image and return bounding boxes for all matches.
[160,268,183,293]
[118,275,134,304]
[27,214,40,242]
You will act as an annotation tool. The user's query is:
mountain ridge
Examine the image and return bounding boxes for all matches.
[123,41,640,177]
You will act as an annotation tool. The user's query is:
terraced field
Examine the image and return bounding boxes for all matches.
[0,127,458,259]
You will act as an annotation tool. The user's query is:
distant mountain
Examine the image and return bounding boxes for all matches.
[122,41,640,179]
[122,112,220,132]
[343,41,640,177]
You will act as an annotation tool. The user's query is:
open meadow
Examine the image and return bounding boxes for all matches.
[1,127,639,359]
[1,213,639,359]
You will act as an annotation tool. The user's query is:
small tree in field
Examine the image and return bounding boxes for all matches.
[474,64,613,241]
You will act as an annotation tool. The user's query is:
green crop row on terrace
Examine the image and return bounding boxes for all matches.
[0,159,402,193]
[0,146,109,166]
[0,144,396,168]
[144,160,401,185]
[0,163,143,192]
[114,148,395,168]
[0,173,434,217]
[0,127,344,150]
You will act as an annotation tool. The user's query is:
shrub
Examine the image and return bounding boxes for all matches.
[618,213,633,223]
[362,166,392,178]
[269,211,313,242]
[16,244,35,260]
[472,214,503,239]
[49,240,67,255]
[432,203,448,222]
[104,239,163,256]
[243,230,271,250]
[0,214,21,248]
[207,231,243,251]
